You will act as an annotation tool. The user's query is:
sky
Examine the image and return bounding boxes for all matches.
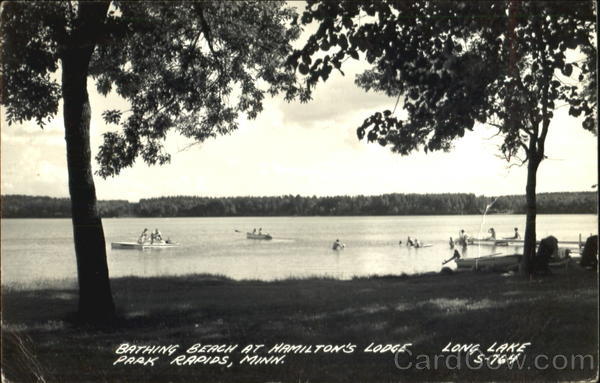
[1,26,597,202]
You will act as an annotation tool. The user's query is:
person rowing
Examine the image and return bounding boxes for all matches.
[414,238,422,248]
[406,236,415,247]
[504,227,521,240]
[487,227,496,240]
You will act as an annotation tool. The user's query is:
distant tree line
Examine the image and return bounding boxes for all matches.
[1,192,596,218]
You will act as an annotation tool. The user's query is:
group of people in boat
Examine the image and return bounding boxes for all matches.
[251,228,264,235]
[486,227,520,240]
[138,228,166,244]
[449,227,521,248]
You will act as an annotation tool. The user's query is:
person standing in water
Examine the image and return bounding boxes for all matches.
[333,239,344,250]
[458,230,469,246]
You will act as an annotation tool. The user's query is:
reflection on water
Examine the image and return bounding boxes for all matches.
[1,215,596,287]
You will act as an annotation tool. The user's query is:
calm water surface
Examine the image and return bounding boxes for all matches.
[1,215,596,287]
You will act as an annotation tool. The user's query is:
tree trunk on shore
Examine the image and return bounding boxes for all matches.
[61,3,115,322]
[521,138,542,276]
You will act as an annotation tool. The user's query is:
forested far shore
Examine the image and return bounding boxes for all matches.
[0,192,596,218]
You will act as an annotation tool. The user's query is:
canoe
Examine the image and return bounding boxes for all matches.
[111,241,179,250]
[246,233,272,240]
[455,254,521,270]
[414,244,433,248]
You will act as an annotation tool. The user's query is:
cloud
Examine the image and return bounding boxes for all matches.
[277,61,396,128]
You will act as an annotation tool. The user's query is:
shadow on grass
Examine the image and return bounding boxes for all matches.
[2,269,598,382]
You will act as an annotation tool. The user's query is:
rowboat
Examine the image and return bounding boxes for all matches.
[111,241,179,250]
[455,254,521,270]
[246,232,272,240]
[469,238,510,247]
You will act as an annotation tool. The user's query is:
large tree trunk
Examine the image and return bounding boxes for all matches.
[61,16,114,322]
[521,152,541,276]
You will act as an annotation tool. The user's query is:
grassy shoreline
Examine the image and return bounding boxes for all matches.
[2,267,598,382]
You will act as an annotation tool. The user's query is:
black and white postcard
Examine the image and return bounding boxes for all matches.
[1,1,598,382]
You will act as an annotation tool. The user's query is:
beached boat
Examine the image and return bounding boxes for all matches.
[246,232,272,240]
[111,241,179,250]
[455,254,521,270]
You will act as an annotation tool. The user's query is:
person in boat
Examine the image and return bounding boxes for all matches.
[505,227,520,240]
[252,228,257,234]
[138,228,149,244]
[153,228,163,242]
[414,238,422,248]
[487,227,496,240]
[449,237,455,249]
[258,228,263,235]
[442,249,461,265]
[406,236,415,247]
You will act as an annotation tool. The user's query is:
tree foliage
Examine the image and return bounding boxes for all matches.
[1,1,306,177]
[288,1,596,160]
[3,192,596,218]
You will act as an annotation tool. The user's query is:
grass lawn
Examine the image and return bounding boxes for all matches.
[2,266,598,382]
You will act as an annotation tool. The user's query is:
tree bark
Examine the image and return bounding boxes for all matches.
[61,3,114,322]
[521,137,542,276]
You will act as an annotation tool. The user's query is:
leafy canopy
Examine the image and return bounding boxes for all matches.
[288,1,596,162]
[1,1,307,177]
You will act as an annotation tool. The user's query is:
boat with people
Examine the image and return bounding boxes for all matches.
[112,227,177,249]
[111,241,179,250]
[246,227,272,240]
[247,232,273,240]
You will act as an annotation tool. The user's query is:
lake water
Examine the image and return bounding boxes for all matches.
[1,215,596,288]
